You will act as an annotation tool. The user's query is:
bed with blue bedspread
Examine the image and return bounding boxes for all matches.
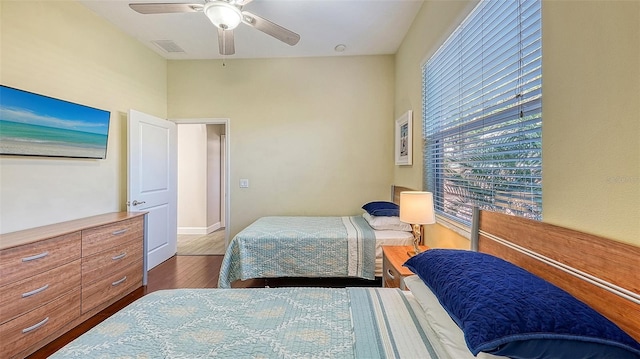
[50,287,438,358]
[218,216,377,288]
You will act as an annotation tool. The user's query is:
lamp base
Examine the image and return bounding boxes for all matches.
[407,224,422,257]
[407,247,422,257]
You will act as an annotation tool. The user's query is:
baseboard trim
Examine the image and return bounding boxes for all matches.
[207,222,221,233]
[177,227,207,235]
[178,222,222,235]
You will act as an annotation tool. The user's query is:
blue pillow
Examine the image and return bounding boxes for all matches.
[361,201,399,217]
[404,249,640,359]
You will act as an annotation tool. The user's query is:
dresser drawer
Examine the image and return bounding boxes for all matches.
[0,288,81,359]
[0,259,81,325]
[82,217,143,257]
[82,260,143,313]
[82,238,143,284]
[0,232,81,287]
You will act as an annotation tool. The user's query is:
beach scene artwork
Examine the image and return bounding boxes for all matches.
[0,85,110,159]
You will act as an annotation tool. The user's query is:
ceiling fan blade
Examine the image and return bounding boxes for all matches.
[218,28,235,55]
[233,0,254,5]
[241,11,300,46]
[129,3,203,14]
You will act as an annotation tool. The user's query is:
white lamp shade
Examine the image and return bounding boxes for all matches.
[399,191,436,224]
[204,2,242,30]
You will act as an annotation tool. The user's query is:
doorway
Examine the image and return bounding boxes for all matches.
[173,119,230,255]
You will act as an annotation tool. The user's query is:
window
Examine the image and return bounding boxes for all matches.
[423,0,542,225]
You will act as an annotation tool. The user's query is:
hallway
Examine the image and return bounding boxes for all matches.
[177,228,226,255]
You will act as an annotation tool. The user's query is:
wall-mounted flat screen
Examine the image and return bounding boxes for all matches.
[0,85,111,159]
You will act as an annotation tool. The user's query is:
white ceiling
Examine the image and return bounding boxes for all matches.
[79,0,424,60]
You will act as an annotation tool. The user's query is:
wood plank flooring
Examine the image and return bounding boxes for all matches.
[29,255,380,358]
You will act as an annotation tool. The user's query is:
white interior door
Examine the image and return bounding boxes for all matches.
[128,109,177,270]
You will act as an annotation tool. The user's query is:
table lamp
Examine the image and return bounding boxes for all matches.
[399,191,436,256]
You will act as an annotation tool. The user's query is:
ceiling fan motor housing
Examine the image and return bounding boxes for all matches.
[204,2,242,30]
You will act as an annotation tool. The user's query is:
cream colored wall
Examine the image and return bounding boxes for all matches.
[176,124,208,231]
[542,1,639,246]
[0,1,167,234]
[168,56,395,237]
[394,0,640,247]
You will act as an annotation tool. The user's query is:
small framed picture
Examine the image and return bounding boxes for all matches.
[395,110,412,165]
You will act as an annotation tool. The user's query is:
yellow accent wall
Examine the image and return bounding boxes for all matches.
[167,57,395,237]
[394,0,640,247]
[0,1,167,233]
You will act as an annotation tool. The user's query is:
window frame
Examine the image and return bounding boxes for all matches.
[422,0,543,227]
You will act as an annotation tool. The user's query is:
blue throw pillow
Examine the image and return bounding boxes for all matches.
[361,201,399,217]
[404,249,640,359]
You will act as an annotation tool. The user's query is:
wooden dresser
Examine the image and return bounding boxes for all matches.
[0,212,146,359]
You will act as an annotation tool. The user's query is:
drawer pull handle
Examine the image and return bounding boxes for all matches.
[22,317,49,334]
[112,229,128,236]
[22,251,49,262]
[386,269,396,280]
[112,276,127,286]
[112,252,127,261]
[22,284,49,298]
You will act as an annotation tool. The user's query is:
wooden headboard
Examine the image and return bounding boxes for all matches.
[391,185,413,205]
[471,208,640,342]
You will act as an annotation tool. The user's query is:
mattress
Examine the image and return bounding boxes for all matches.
[50,287,442,358]
[219,216,409,288]
[374,229,414,275]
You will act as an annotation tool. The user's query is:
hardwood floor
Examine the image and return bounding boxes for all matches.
[146,254,222,291]
[28,255,380,358]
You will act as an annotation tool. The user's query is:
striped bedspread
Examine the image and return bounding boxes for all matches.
[218,216,376,288]
[51,288,440,358]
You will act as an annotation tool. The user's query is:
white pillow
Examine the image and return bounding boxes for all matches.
[403,275,506,359]
[362,212,412,232]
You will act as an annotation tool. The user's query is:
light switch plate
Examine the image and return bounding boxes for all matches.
[239,179,249,188]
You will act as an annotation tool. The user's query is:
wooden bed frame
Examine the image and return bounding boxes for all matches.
[391,185,412,205]
[471,208,640,342]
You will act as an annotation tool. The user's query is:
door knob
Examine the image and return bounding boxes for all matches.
[132,200,146,206]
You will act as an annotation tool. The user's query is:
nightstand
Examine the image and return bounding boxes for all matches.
[382,245,428,290]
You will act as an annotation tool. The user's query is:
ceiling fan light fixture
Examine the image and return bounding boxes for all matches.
[204,2,242,30]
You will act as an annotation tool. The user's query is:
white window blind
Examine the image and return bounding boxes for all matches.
[423,0,542,225]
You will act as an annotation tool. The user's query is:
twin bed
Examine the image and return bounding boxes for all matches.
[218,185,415,288]
[50,207,640,358]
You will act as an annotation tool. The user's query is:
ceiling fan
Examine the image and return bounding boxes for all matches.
[129,0,300,55]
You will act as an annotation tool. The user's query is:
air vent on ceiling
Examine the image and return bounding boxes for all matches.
[152,40,185,53]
